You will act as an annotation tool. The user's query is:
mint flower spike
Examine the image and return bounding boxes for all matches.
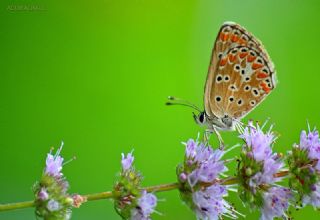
[45,142,64,177]
[131,190,158,220]
[122,151,134,171]
[261,187,292,220]
[177,138,241,220]
[114,151,158,220]
[238,121,292,220]
[288,125,320,208]
[33,142,78,220]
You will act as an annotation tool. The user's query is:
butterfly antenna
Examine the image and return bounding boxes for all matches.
[166,96,201,113]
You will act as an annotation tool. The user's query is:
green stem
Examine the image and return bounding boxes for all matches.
[0,201,34,211]
[0,168,290,213]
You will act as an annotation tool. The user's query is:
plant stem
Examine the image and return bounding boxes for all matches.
[0,168,293,213]
[0,201,34,211]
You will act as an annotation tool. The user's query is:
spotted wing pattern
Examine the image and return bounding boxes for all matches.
[204,22,276,119]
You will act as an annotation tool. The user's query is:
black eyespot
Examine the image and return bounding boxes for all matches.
[266,79,270,82]
[250,100,256,106]
[244,85,250,91]
[217,76,223,82]
[241,69,245,75]
[242,35,248,41]
[229,97,234,102]
[224,75,230,81]
[257,58,263,64]
[229,84,237,91]
[218,53,223,59]
[245,77,250,81]
[235,31,240,36]
[268,83,272,87]
[262,68,269,73]
[250,51,256,56]
[241,48,248,52]
[252,89,259,96]
[237,99,243,105]
[249,42,255,47]
[216,96,222,102]
[232,49,237,54]
[223,27,231,33]
[235,65,240,71]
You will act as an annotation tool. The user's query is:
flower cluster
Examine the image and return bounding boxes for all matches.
[238,123,292,219]
[176,139,239,220]
[113,152,158,220]
[33,142,78,220]
[287,127,320,208]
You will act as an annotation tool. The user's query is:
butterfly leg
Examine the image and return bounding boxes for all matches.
[205,128,224,149]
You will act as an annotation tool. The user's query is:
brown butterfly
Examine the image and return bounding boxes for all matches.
[167,21,276,144]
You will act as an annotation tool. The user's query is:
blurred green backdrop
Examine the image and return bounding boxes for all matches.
[1,0,320,219]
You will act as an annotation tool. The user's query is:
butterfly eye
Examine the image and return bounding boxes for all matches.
[215,96,222,102]
[244,85,251,91]
[252,88,260,97]
[250,100,256,106]
[234,64,241,71]
[199,113,205,123]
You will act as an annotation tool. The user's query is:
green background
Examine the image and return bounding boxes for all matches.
[1,0,319,219]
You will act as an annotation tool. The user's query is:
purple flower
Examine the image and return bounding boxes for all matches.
[300,129,320,170]
[192,184,239,220]
[240,123,284,187]
[240,123,274,161]
[121,152,134,171]
[261,187,292,220]
[302,183,320,208]
[179,139,240,219]
[45,142,64,177]
[38,187,49,201]
[184,139,227,187]
[47,199,60,211]
[131,190,157,220]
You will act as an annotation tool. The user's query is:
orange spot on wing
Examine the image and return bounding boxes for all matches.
[231,34,239,42]
[220,33,229,41]
[247,55,256,62]
[219,57,228,66]
[252,63,264,70]
[239,52,248,59]
[228,54,236,62]
[238,38,247,45]
[260,82,271,94]
[257,72,269,78]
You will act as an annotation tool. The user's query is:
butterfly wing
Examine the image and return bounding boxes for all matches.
[204,22,276,120]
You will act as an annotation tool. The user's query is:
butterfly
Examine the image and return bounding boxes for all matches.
[167,21,276,144]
